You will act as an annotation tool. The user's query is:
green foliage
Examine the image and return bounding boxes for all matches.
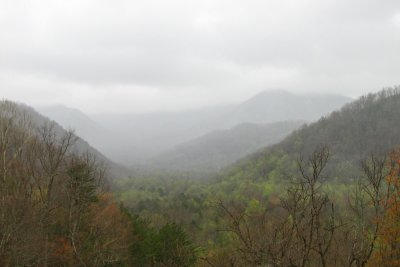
[150,121,304,173]
[3,85,399,263]
[220,87,400,185]
[67,161,99,205]
[128,214,198,267]
[111,88,400,265]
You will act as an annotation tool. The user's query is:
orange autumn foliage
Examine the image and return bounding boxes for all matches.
[85,193,132,263]
[51,237,74,266]
[369,149,400,267]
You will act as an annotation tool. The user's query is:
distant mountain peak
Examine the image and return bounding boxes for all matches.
[222,90,352,128]
[249,89,291,99]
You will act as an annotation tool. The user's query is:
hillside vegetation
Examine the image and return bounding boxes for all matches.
[150,121,304,172]
[224,87,400,184]
[116,87,400,266]
[39,90,351,166]
[2,88,400,266]
[0,101,198,266]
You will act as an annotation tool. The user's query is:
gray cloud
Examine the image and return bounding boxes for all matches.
[0,0,399,113]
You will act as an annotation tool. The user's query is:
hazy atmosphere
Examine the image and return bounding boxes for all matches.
[1,0,400,113]
[2,1,400,266]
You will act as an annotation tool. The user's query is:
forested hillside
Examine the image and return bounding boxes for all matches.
[20,104,130,179]
[150,121,304,172]
[2,88,400,266]
[115,87,400,266]
[280,88,400,158]
[224,87,400,183]
[0,101,198,266]
[4,0,399,265]
[35,105,113,154]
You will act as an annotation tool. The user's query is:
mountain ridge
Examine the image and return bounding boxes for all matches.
[148,120,305,172]
[222,87,400,183]
[37,90,352,167]
[20,103,130,179]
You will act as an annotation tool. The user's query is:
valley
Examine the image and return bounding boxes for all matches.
[2,87,399,266]
[2,1,399,265]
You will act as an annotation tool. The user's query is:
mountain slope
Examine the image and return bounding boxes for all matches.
[35,105,116,155]
[149,121,304,172]
[92,105,235,164]
[220,90,352,127]
[223,87,400,183]
[36,105,102,135]
[36,90,351,166]
[94,90,350,166]
[20,103,129,179]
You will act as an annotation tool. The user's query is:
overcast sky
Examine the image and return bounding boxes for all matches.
[1,0,400,114]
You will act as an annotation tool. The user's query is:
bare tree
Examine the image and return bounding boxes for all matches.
[342,154,388,267]
[214,146,338,267]
[279,146,337,267]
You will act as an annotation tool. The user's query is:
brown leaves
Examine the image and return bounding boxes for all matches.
[368,149,400,267]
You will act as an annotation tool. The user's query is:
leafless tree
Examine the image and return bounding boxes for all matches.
[214,146,338,267]
[341,154,389,267]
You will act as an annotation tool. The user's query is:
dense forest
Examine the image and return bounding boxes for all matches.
[2,88,400,266]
